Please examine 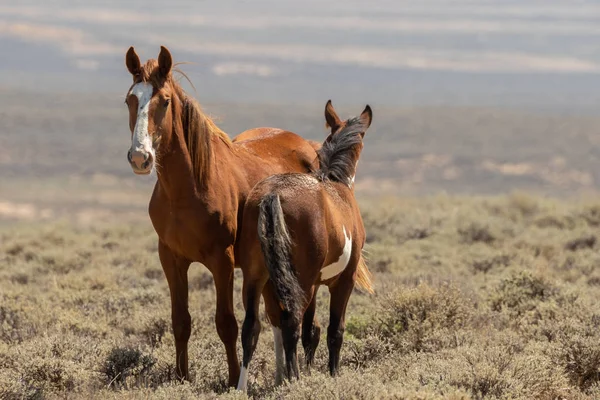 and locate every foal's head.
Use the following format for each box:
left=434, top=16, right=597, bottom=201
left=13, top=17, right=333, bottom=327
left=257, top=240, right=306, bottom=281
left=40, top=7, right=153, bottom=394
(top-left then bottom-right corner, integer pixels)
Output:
left=317, top=105, right=372, bottom=187
left=324, top=100, right=372, bottom=139
left=124, top=46, right=180, bottom=175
